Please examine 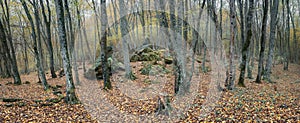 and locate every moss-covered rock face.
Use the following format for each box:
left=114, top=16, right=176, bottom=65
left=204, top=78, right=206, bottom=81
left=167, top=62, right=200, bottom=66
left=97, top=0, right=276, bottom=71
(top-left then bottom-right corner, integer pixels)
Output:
left=140, top=63, right=170, bottom=76
left=84, top=55, right=125, bottom=80
left=130, top=45, right=164, bottom=62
